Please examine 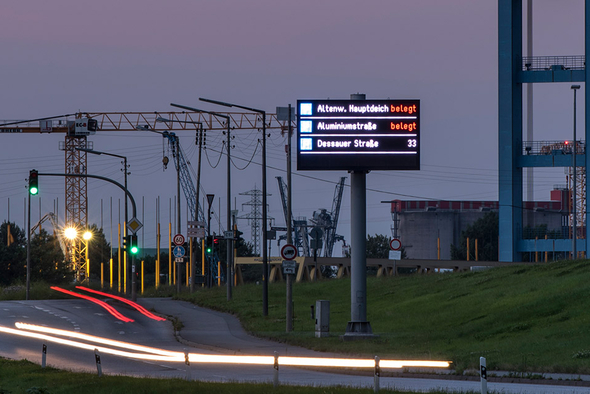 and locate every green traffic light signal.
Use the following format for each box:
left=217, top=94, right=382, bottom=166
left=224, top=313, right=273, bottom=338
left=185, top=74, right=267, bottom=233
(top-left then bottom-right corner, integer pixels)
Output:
left=129, top=235, right=139, bottom=255
left=29, top=170, right=39, bottom=195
